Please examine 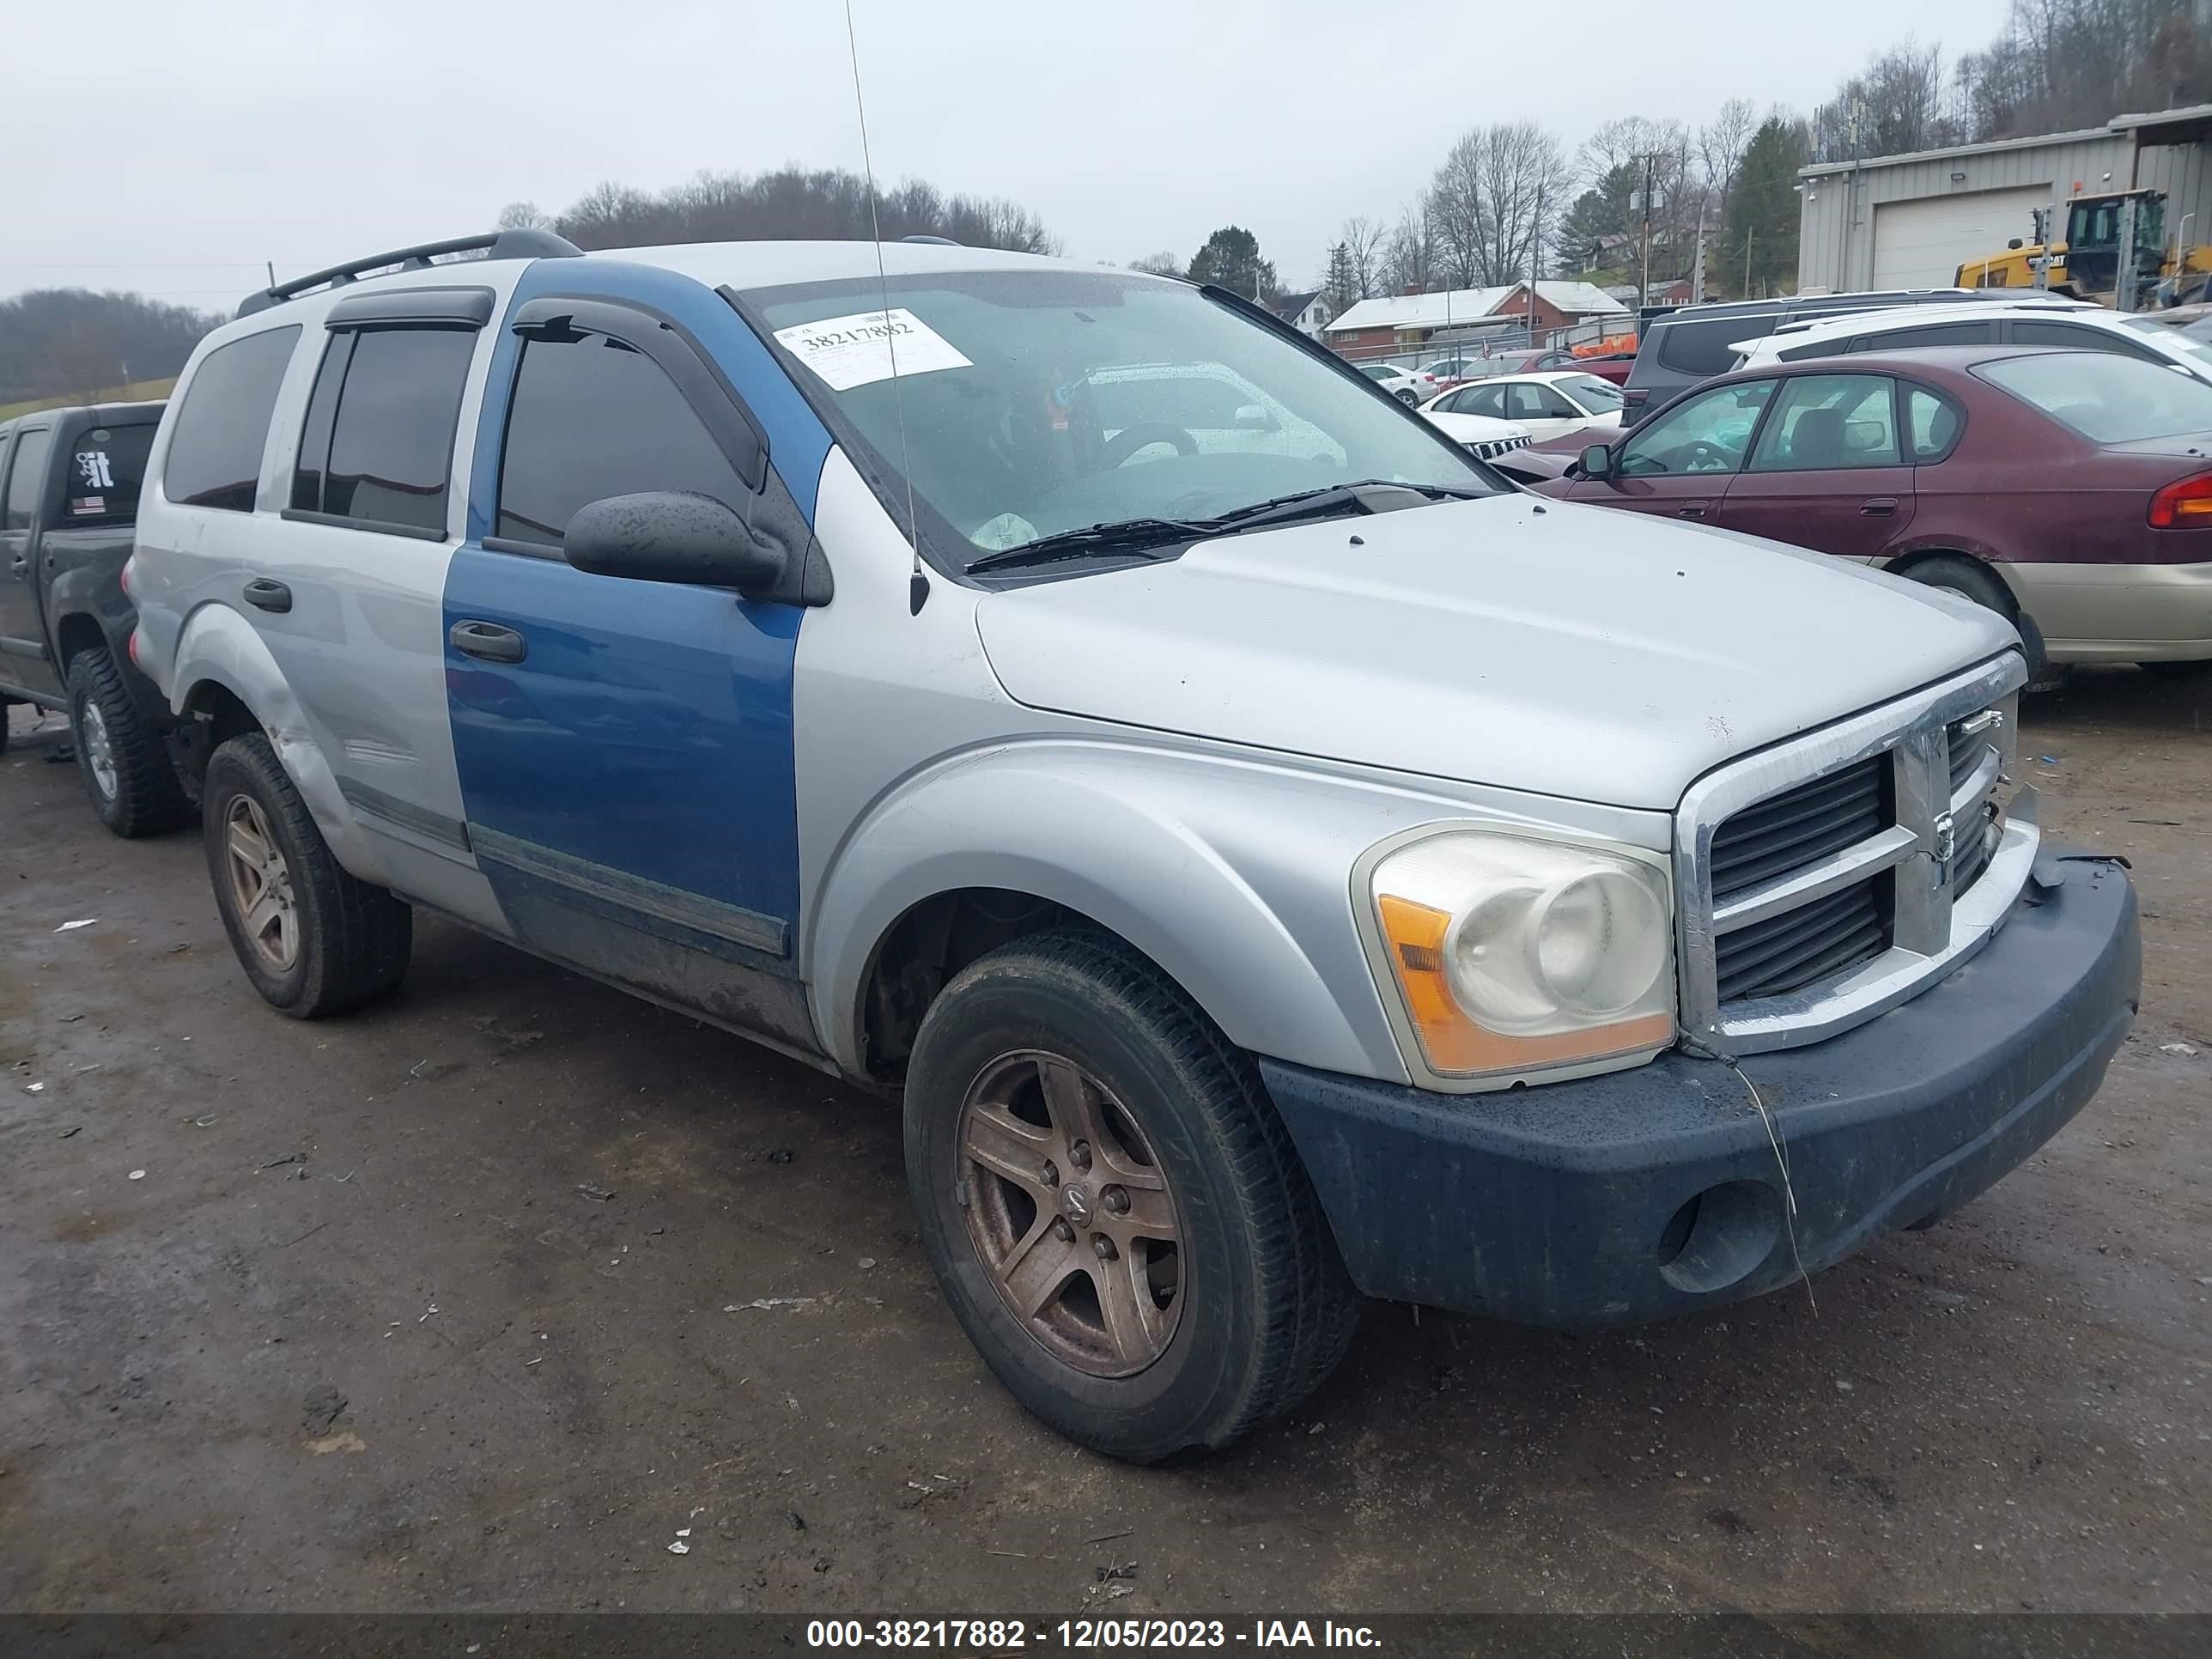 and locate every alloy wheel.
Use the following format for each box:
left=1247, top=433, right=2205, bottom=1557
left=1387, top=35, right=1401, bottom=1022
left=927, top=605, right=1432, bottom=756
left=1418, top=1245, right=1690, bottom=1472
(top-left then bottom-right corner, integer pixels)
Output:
left=957, top=1049, right=1184, bottom=1376
left=224, top=794, right=299, bottom=971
